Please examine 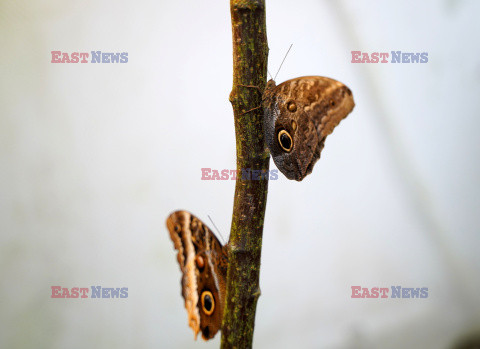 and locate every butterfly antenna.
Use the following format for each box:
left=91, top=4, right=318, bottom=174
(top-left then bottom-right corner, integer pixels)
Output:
left=274, top=44, right=293, bottom=81
left=207, top=215, right=226, bottom=244
left=267, top=68, right=273, bottom=80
